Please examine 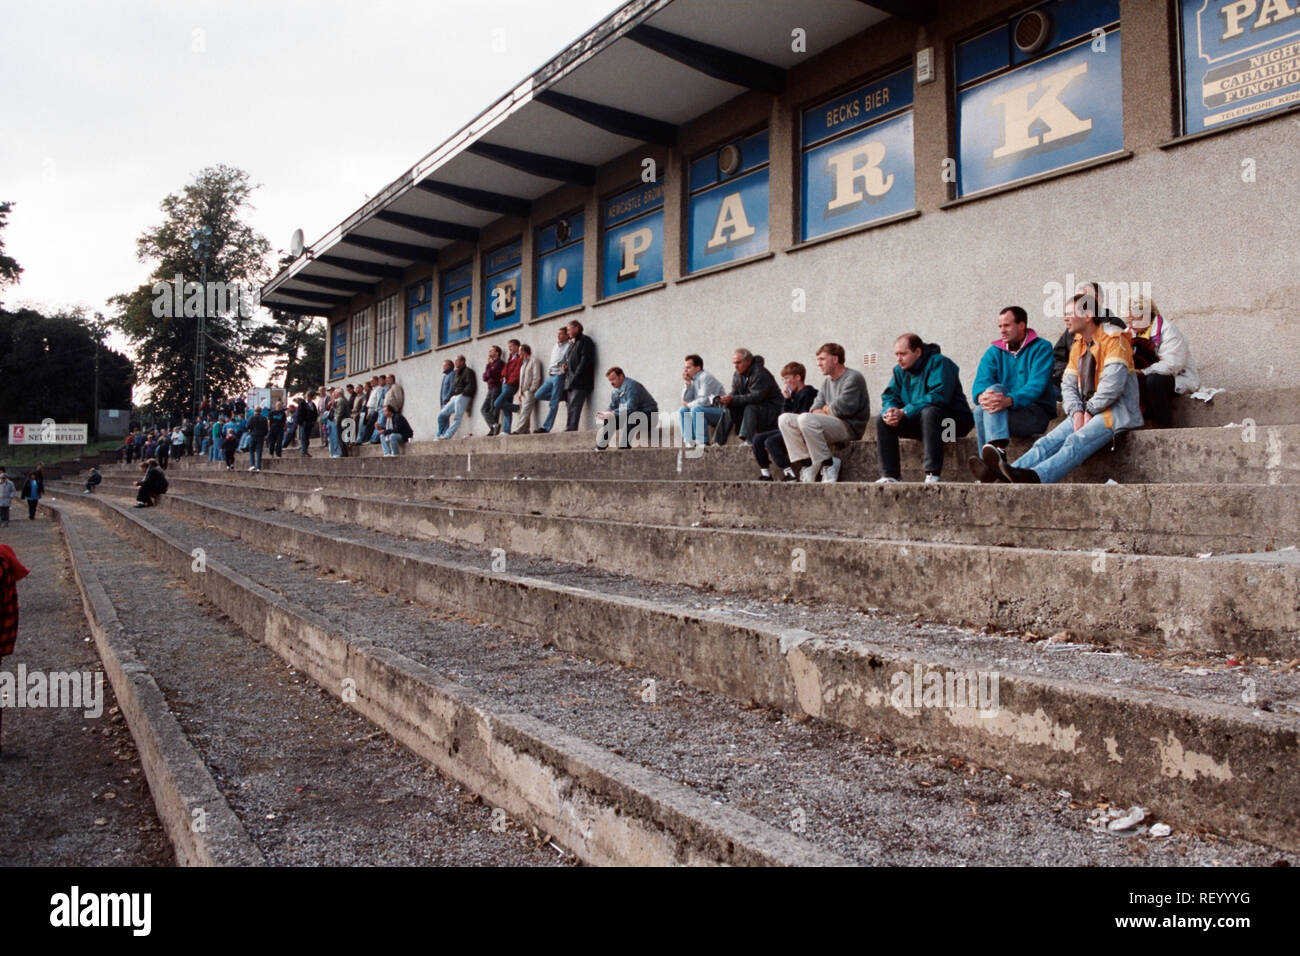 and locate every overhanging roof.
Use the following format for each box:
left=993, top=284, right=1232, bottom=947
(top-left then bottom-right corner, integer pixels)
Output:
left=262, top=0, right=908, bottom=314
